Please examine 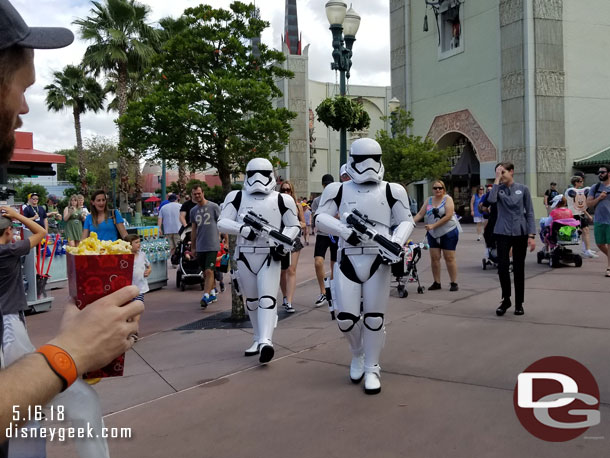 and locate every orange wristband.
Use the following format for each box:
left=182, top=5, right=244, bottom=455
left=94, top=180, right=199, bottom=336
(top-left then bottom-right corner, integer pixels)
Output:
left=36, top=344, right=78, bottom=392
